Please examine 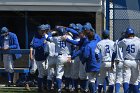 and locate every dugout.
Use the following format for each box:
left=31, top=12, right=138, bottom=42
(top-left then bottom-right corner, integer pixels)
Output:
left=0, top=0, right=102, bottom=68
